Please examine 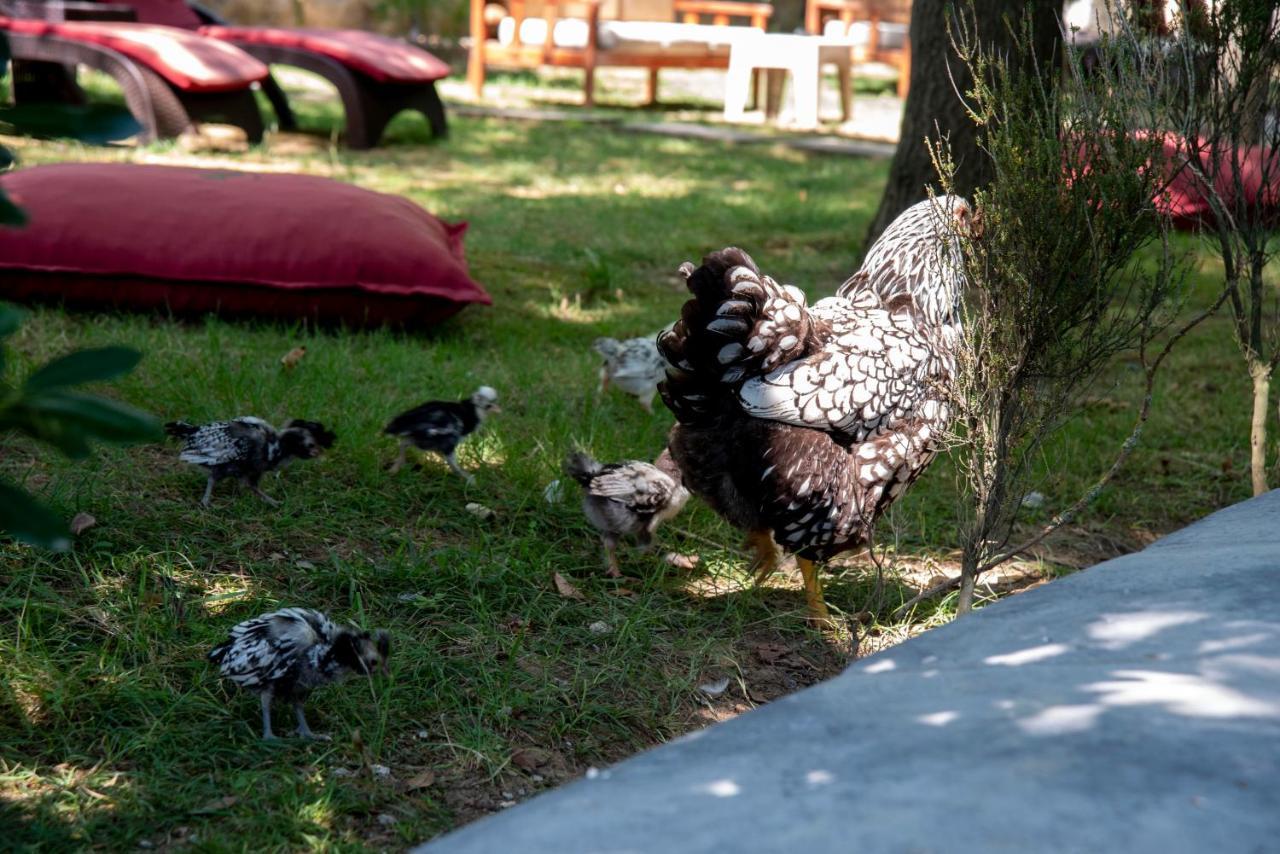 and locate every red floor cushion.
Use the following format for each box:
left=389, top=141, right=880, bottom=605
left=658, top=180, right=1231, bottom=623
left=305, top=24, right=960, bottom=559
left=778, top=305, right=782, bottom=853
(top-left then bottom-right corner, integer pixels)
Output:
left=1155, top=135, right=1279, bottom=231
left=200, top=26, right=451, bottom=83
left=0, top=18, right=268, bottom=92
left=0, top=163, right=490, bottom=328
